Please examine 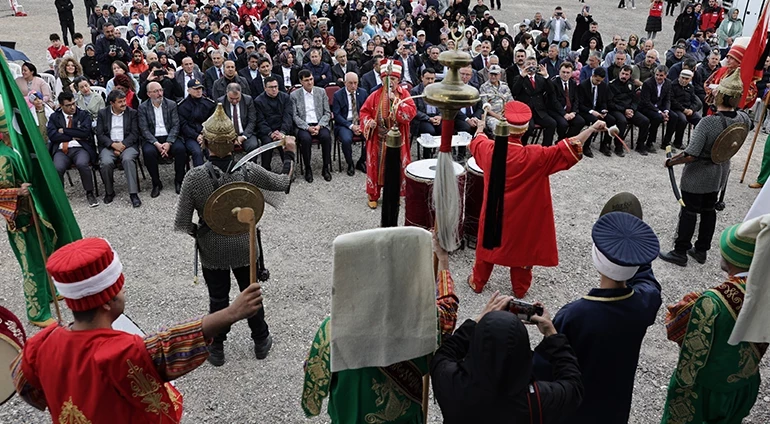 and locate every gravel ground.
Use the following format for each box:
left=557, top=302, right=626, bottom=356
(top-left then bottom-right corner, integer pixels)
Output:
left=1, top=1, right=769, bottom=423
